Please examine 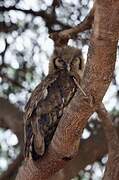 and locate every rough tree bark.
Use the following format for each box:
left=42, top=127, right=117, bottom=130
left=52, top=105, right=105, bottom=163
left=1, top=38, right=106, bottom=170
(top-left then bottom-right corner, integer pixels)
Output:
left=15, top=0, right=119, bottom=179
